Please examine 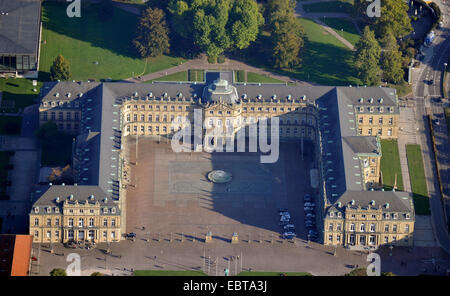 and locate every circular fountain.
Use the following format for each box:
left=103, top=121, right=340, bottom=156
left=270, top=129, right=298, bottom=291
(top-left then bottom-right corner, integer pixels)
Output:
left=207, top=170, right=232, bottom=184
